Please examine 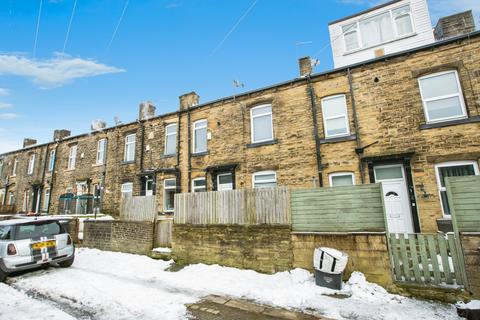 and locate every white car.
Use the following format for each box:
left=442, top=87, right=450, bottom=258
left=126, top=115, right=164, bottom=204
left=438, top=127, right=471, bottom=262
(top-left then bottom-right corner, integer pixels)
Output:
left=0, top=218, right=75, bottom=282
